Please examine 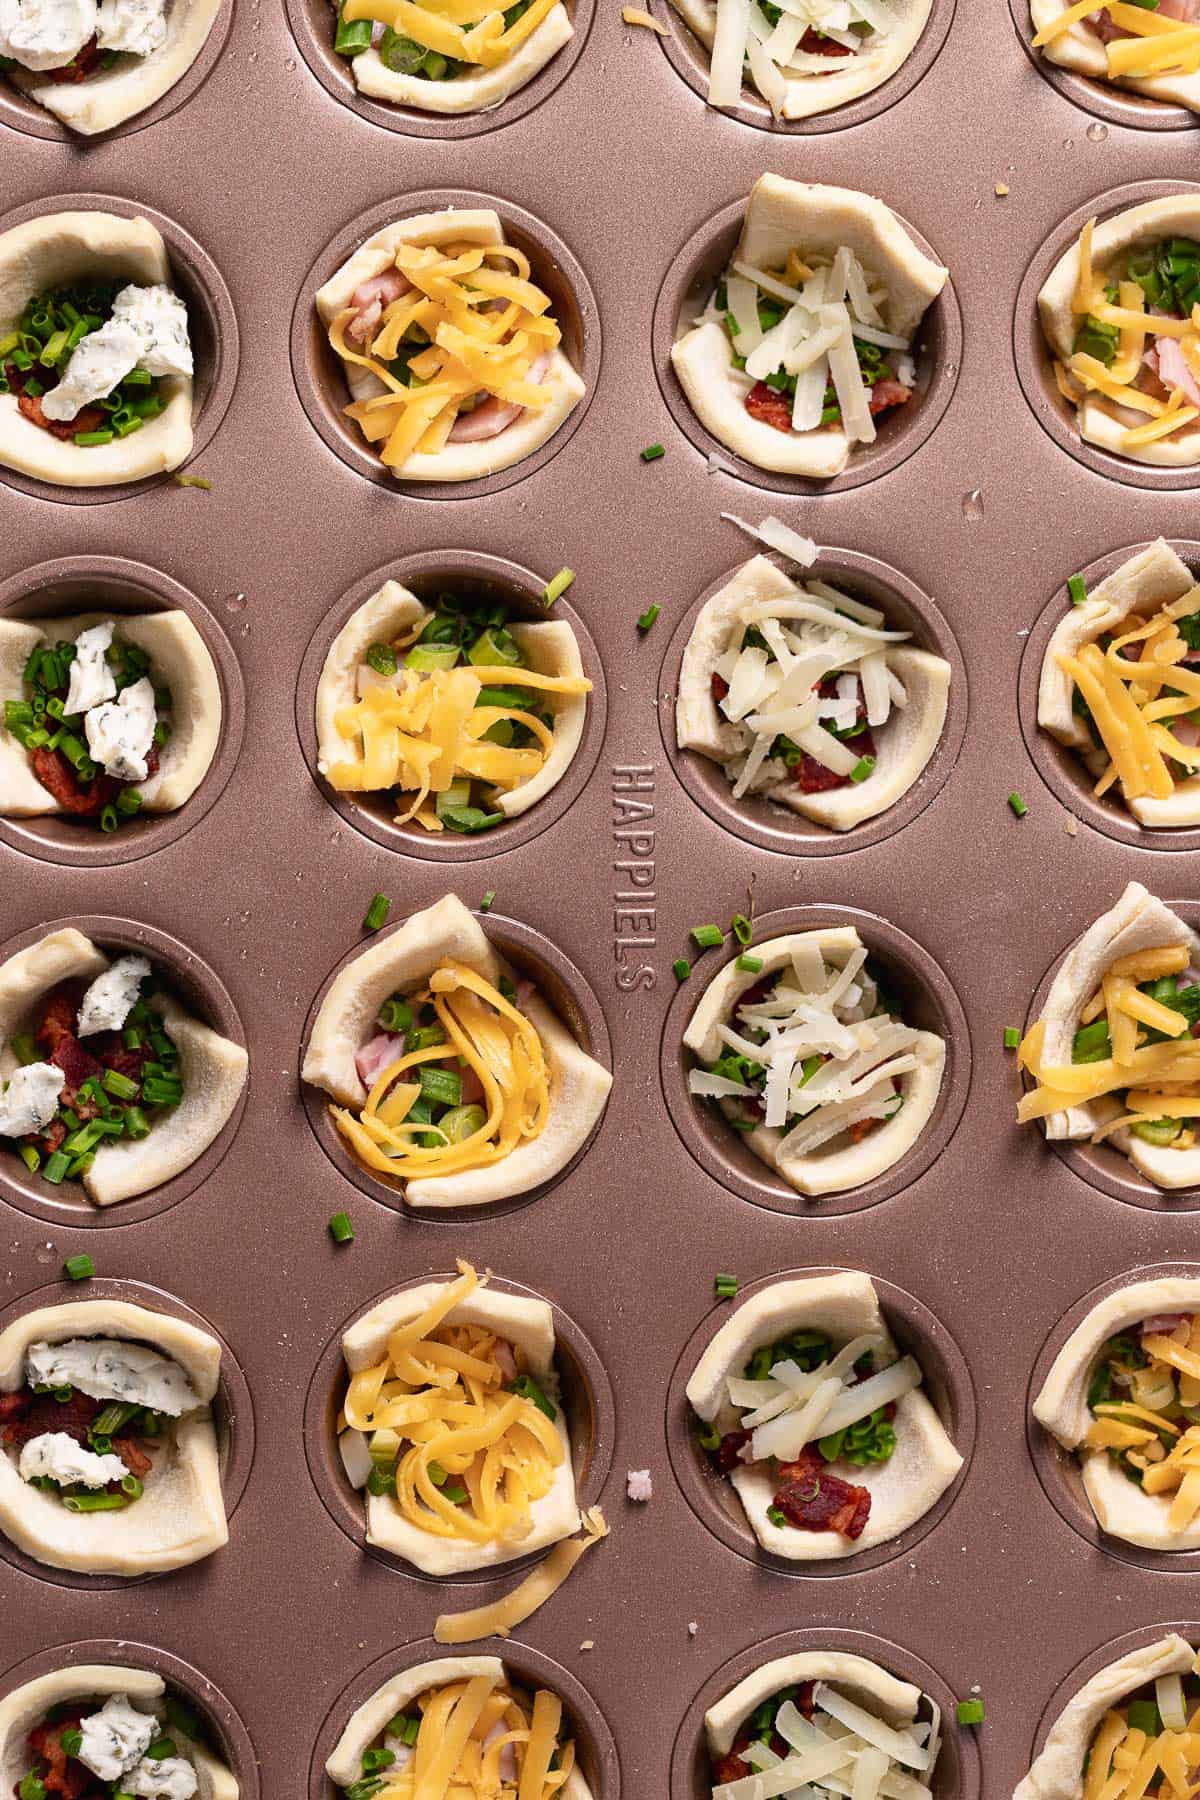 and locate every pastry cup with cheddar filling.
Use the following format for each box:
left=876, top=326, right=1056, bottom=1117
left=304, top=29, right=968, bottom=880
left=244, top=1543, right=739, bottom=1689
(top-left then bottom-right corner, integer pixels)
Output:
left=672, top=0, right=933, bottom=123
left=1039, top=199, right=1200, bottom=468
left=1034, top=1276, right=1200, bottom=1554
left=0, top=927, right=247, bottom=1205
left=326, top=1655, right=593, bottom=1799
left=671, top=175, right=947, bottom=481
left=0, top=608, right=220, bottom=827
left=314, top=208, right=585, bottom=484
left=336, top=1261, right=579, bottom=1575
left=705, top=1652, right=943, bottom=1798
left=328, top=0, right=572, bottom=115
left=688, top=1272, right=962, bottom=1561
left=683, top=927, right=945, bottom=1197
left=0, top=1297, right=226, bottom=1576
left=676, top=553, right=950, bottom=831
left=1029, top=2, right=1200, bottom=117
left=315, top=579, right=590, bottom=834
left=1039, top=540, right=1200, bottom=830
left=302, top=894, right=611, bottom=1208
left=0, top=1669, right=236, bottom=1800
left=1018, top=881, right=1200, bottom=1189
left=1014, top=1634, right=1199, bottom=1800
